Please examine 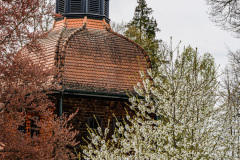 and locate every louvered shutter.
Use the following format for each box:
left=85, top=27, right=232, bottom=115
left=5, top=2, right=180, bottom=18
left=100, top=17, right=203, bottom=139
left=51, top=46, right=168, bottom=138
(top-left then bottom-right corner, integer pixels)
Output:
left=70, top=0, right=83, bottom=13
left=89, top=0, right=100, bottom=14
left=104, top=0, right=109, bottom=16
left=59, top=0, right=65, bottom=13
